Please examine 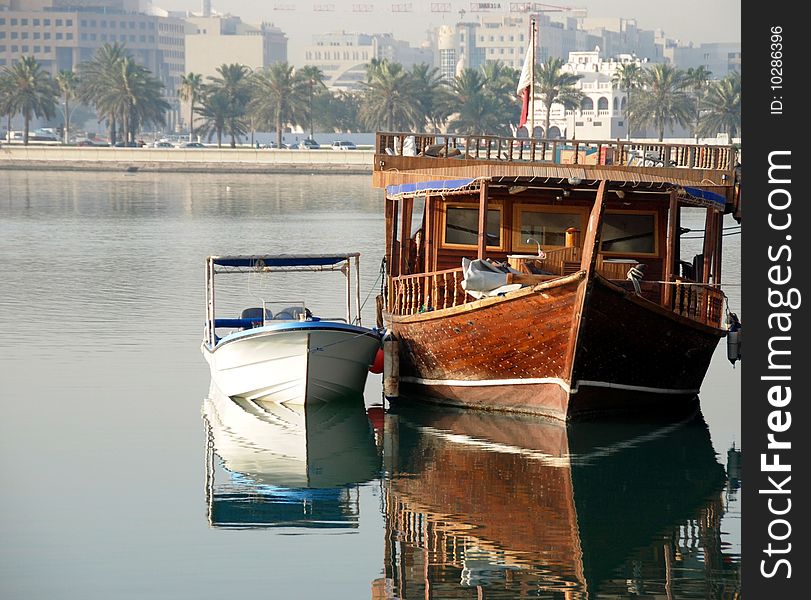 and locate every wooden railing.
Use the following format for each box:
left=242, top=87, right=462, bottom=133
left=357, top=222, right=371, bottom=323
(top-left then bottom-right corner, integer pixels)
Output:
left=388, top=267, right=465, bottom=316
left=377, top=132, right=738, bottom=174
left=388, top=264, right=726, bottom=329
left=672, top=281, right=726, bottom=328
